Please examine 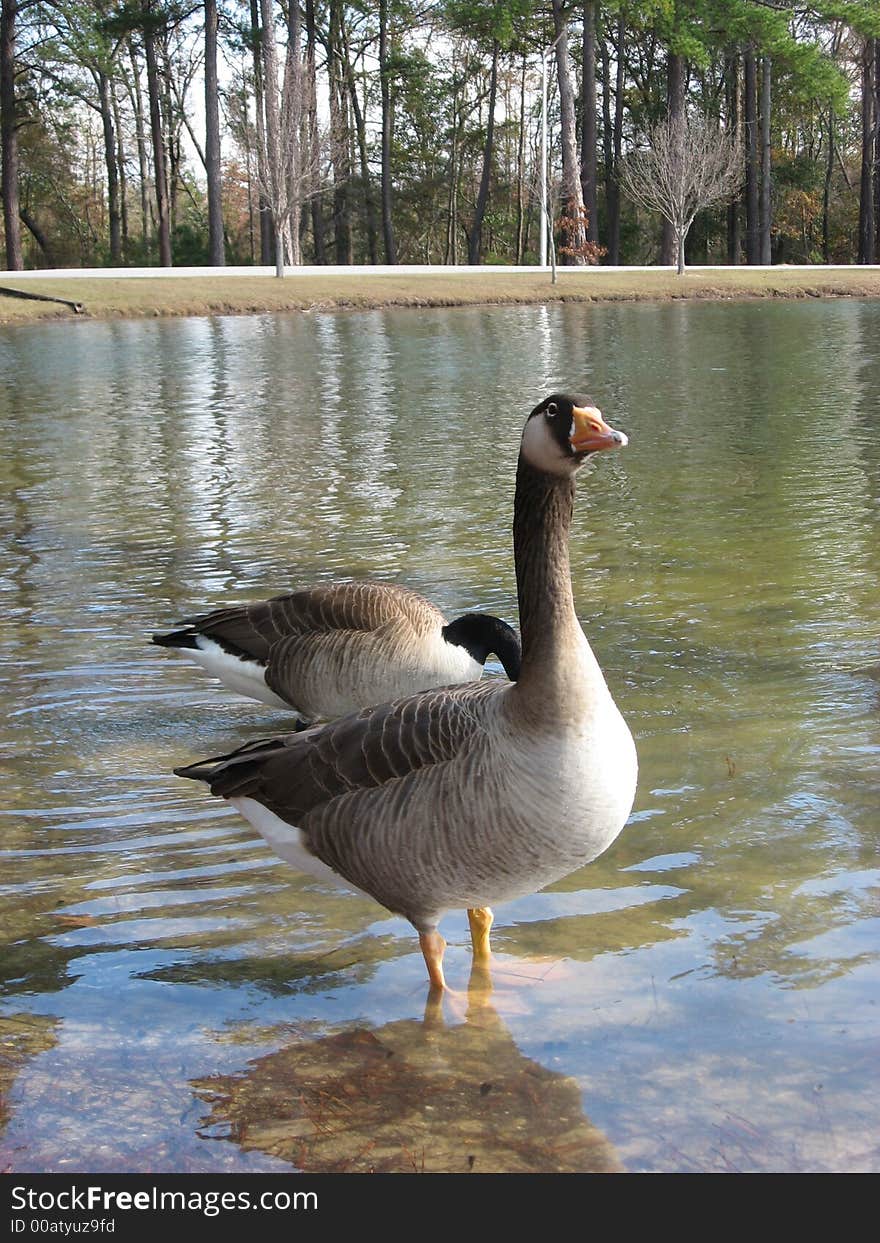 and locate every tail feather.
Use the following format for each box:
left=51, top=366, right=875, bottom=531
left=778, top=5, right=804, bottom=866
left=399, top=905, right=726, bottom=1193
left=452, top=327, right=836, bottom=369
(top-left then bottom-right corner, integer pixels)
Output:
left=152, top=618, right=263, bottom=663
left=152, top=628, right=199, bottom=650
left=173, top=757, right=226, bottom=782
left=174, top=735, right=299, bottom=798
